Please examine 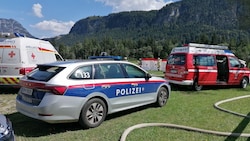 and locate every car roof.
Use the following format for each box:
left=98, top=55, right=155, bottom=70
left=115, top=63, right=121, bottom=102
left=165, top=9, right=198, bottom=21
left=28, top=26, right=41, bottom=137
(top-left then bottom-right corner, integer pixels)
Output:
left=38, top=59, right=133, bottom=67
